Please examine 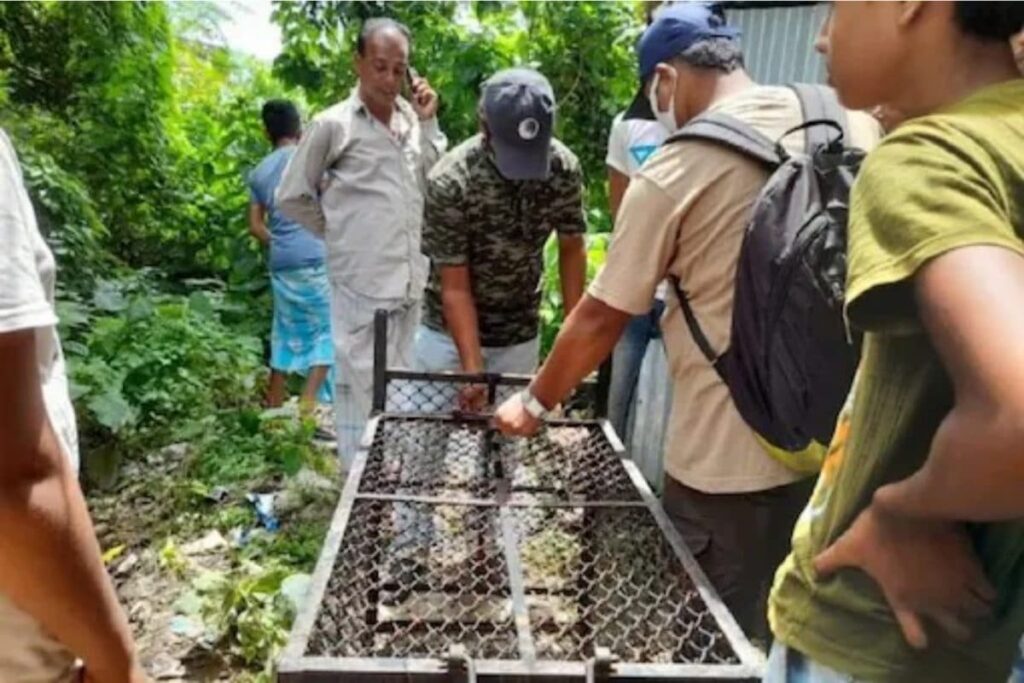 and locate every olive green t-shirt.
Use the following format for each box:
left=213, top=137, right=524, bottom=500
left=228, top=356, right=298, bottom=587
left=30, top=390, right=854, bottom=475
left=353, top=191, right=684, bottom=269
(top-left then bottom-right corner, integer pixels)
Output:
left=769, top=79, right=1024, bottom=683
